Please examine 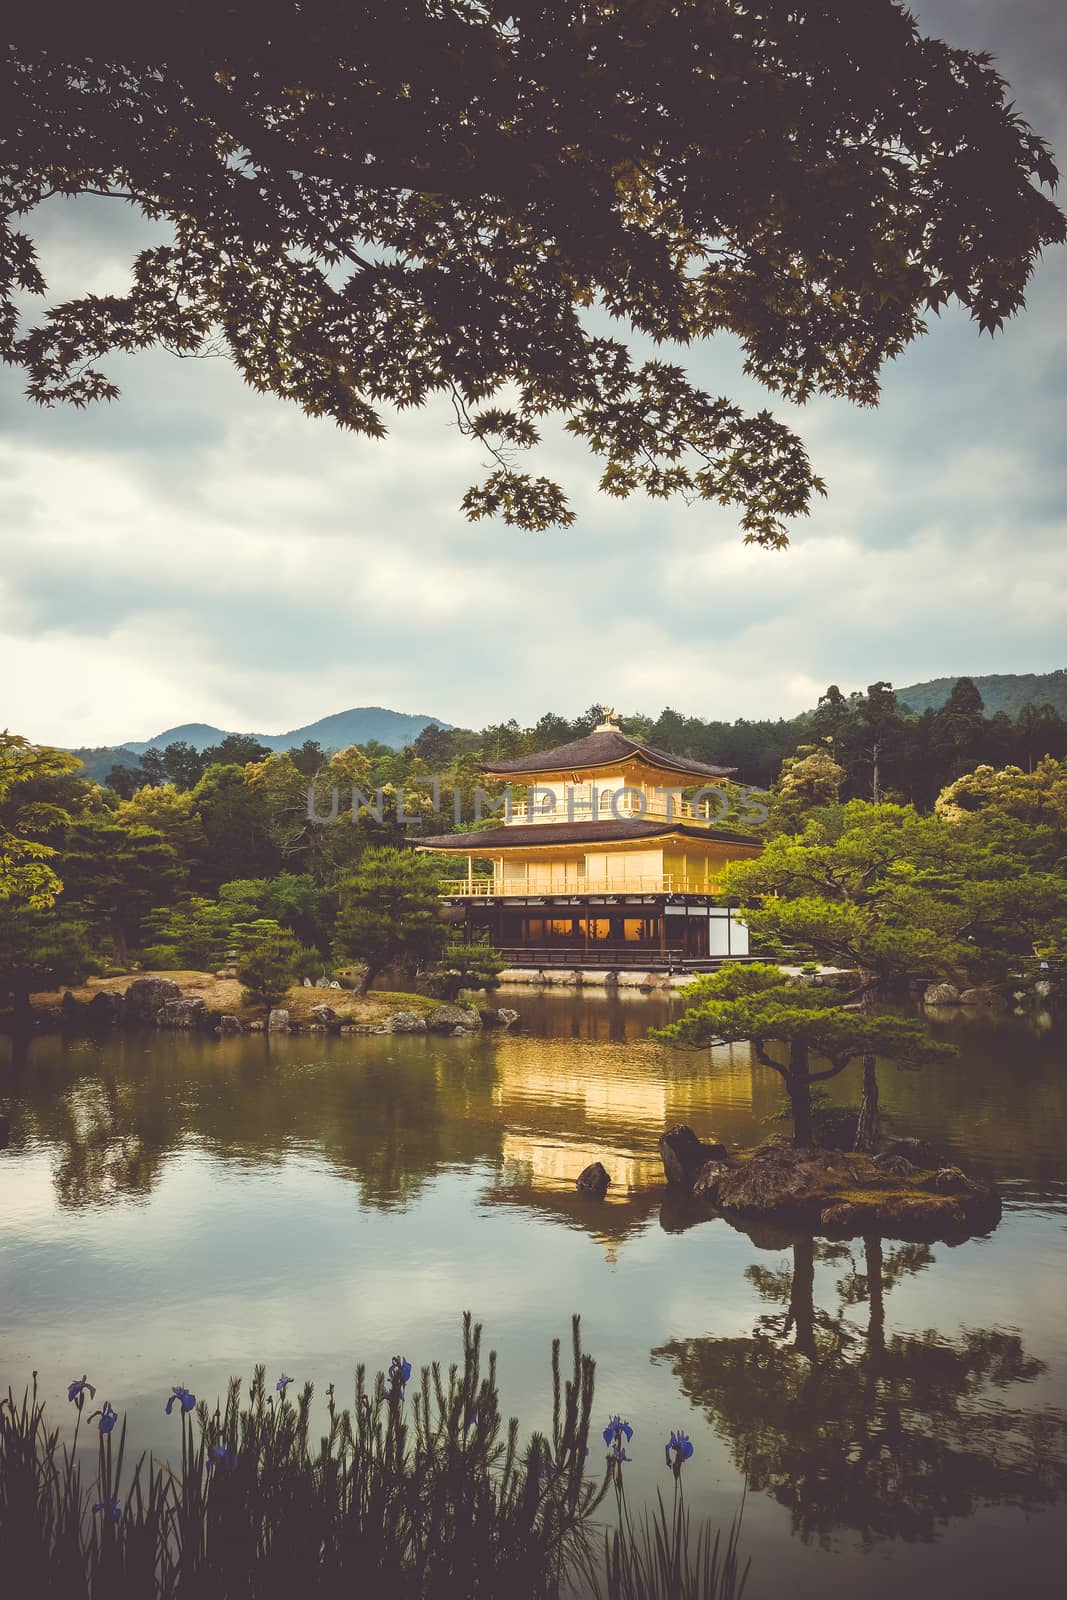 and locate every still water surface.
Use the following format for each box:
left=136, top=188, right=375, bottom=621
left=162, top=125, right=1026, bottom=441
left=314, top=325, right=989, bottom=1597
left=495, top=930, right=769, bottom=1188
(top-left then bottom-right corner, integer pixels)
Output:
left=2, top=992, right=1065, bottom=1597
